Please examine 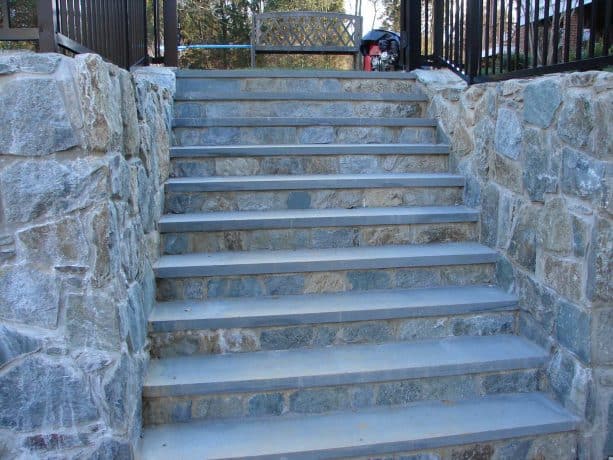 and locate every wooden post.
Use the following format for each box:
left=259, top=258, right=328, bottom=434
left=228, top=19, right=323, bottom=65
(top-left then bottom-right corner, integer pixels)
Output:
left=37, top=0, right=58, bottom=52
left=163, top=0, right=178, bottom=67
